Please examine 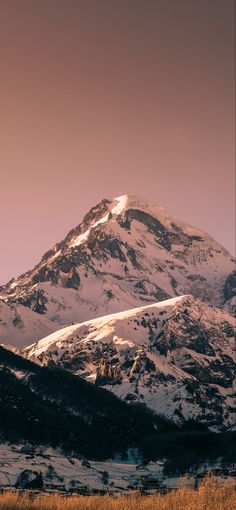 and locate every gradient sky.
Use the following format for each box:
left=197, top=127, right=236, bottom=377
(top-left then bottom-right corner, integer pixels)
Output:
left=0, top=0, right=235, bottom=284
